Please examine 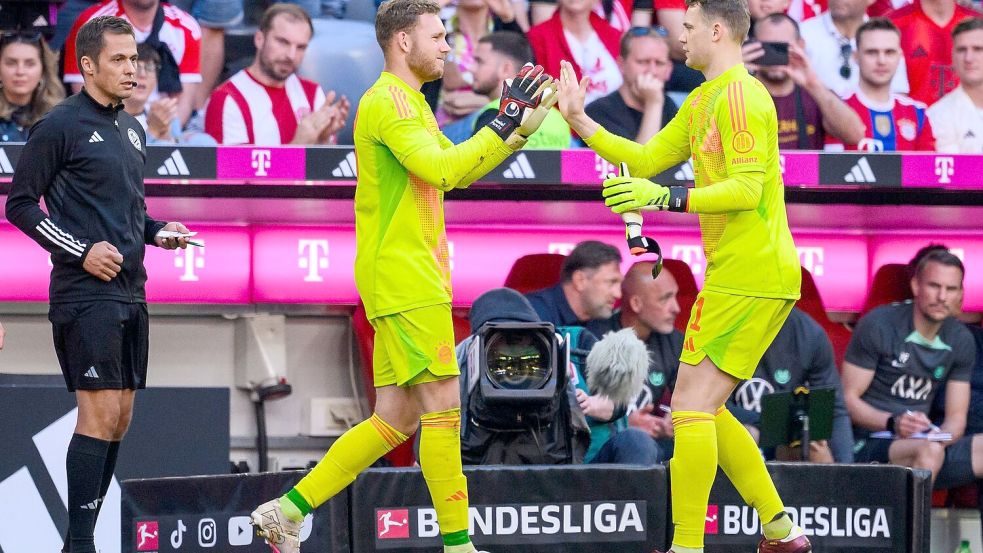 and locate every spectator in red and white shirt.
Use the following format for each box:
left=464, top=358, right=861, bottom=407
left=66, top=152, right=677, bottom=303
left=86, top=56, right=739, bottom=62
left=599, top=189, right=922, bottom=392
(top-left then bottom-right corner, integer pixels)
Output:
left=204, top=3, right=349, bottom=145
left=829, top=17, right=935, bottom=151
left=527, top=0, right=623, bottom=105
left=64, top=0, right=201, bottom=126
left=889, top=0, right=982, bottom=104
